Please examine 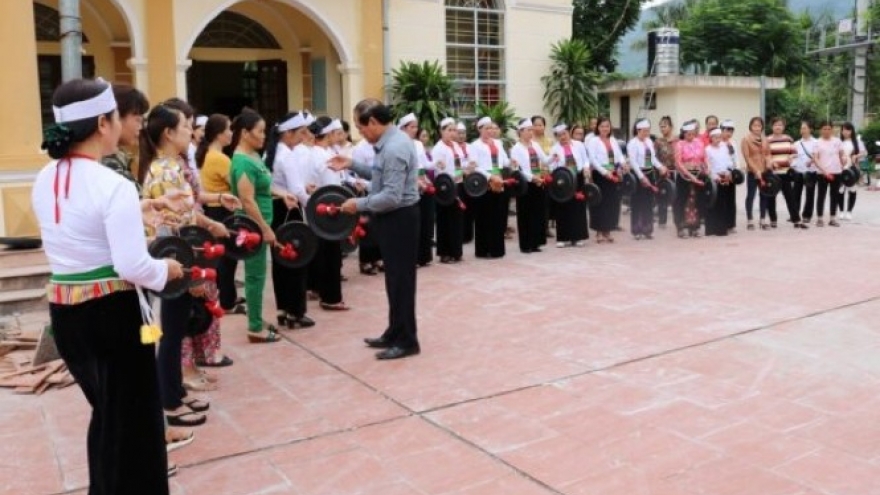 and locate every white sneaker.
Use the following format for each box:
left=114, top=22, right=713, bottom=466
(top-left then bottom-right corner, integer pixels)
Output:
left=556, top=242, right=567, bottom=248
left=575, top=241, right=586, bottom=247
